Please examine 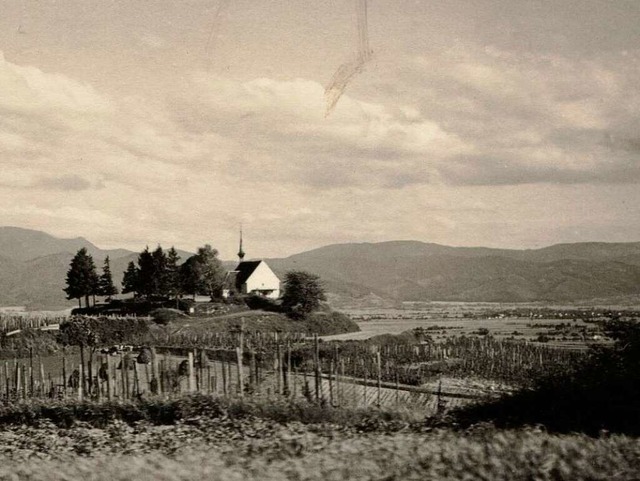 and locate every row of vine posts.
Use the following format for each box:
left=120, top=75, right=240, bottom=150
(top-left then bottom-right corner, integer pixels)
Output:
left=0, top=323, right=583, bottom=411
